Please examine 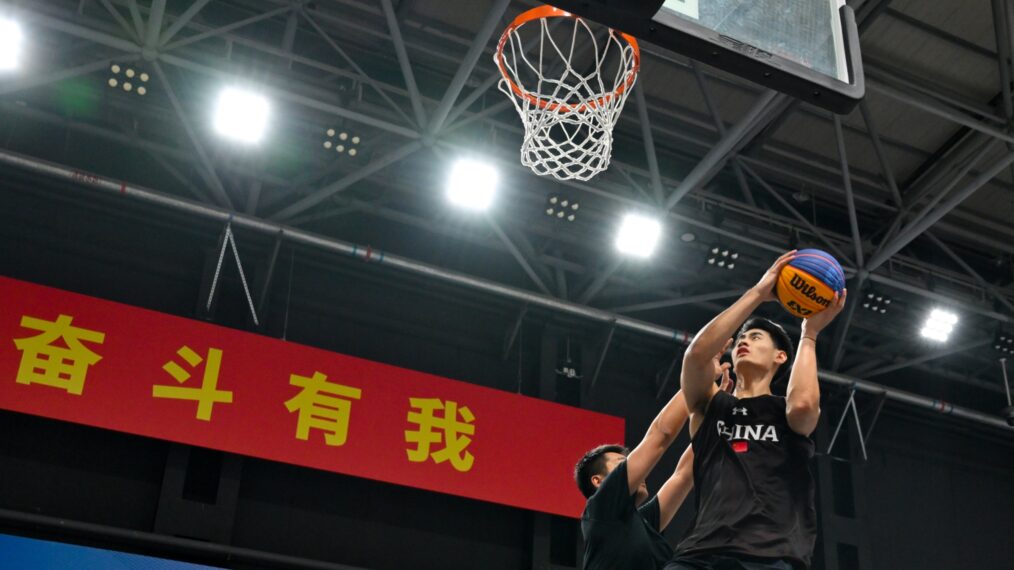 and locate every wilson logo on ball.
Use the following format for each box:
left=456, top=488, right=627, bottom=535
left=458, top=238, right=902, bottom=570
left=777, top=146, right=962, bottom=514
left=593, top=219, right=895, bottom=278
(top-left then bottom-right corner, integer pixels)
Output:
left=776, top=249, right=845, bottom=319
